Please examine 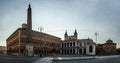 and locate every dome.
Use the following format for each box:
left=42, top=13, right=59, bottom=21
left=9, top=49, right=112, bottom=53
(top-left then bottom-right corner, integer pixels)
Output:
left=106, top=39, right=113, bottom=43
left=22, top=23, right=27, bottom=28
